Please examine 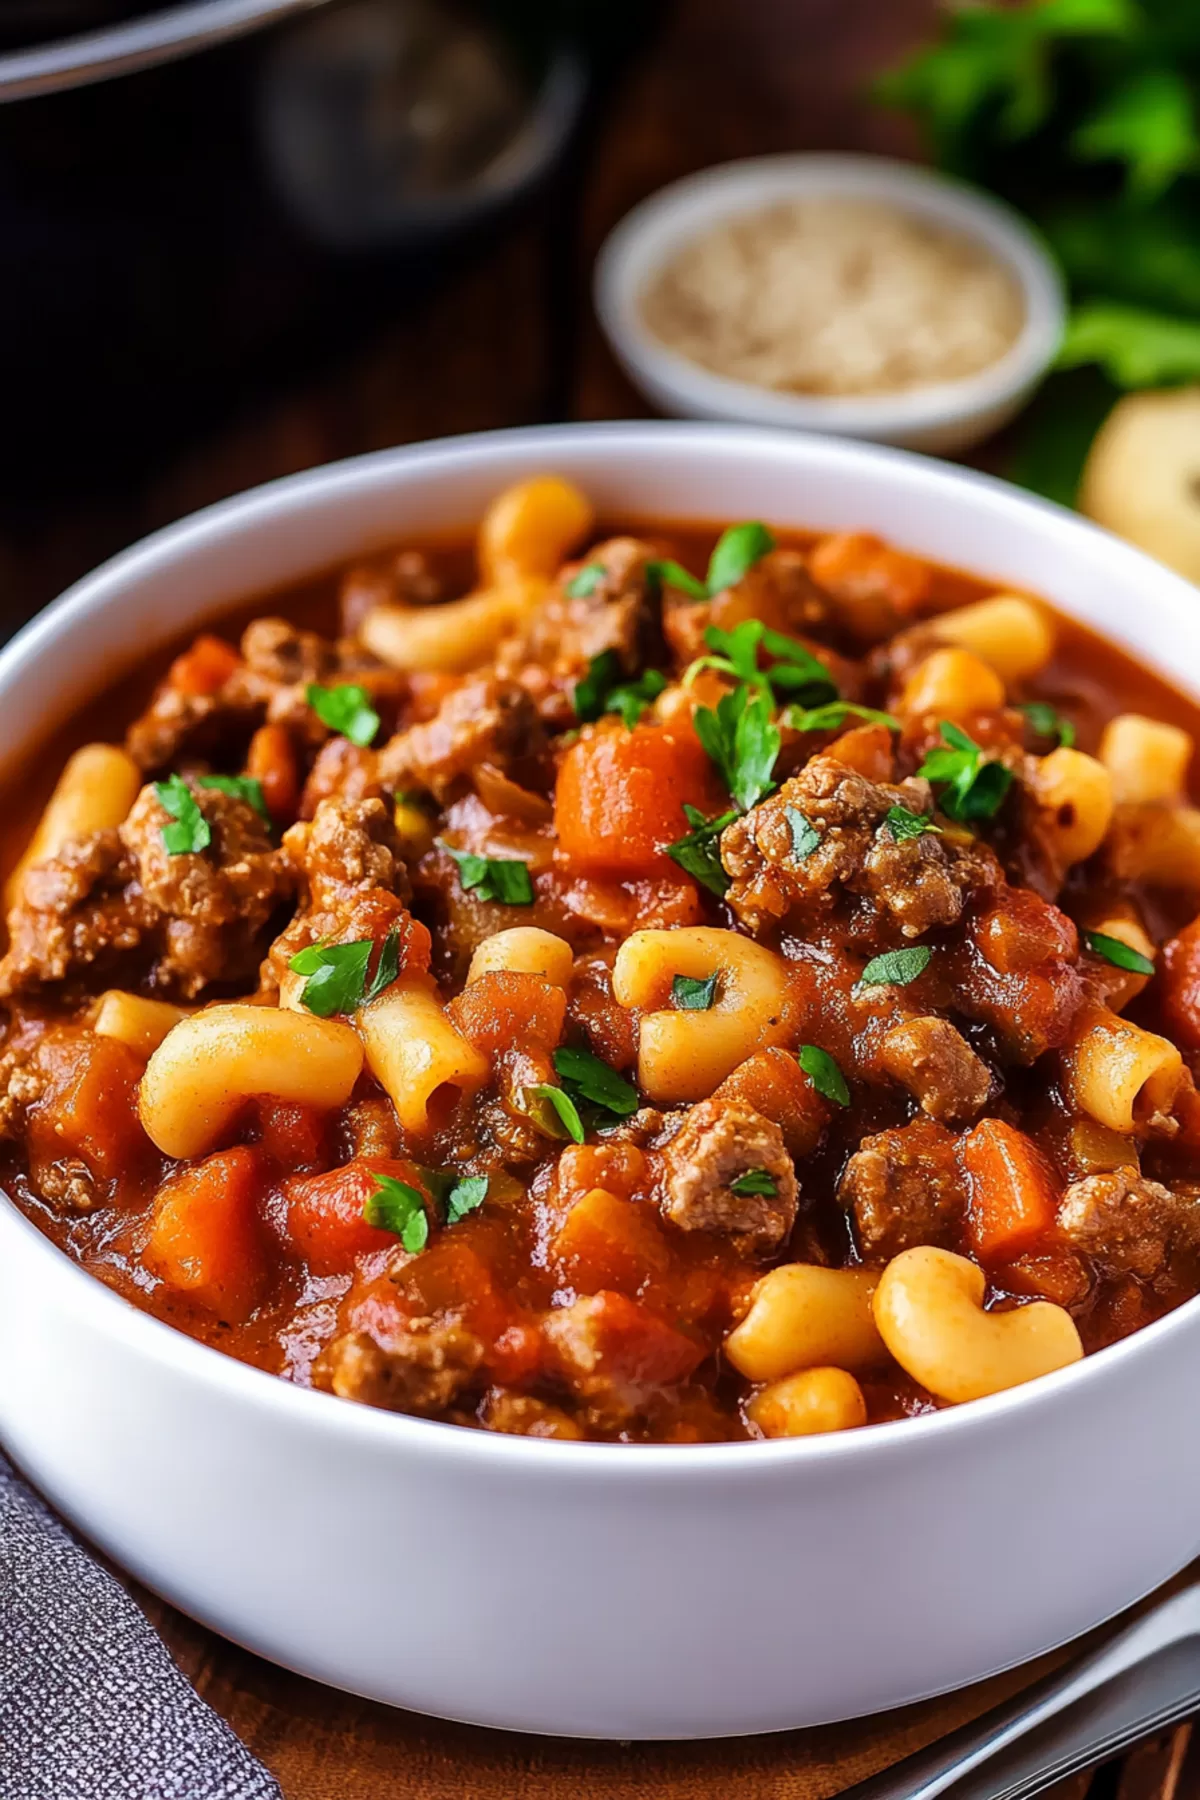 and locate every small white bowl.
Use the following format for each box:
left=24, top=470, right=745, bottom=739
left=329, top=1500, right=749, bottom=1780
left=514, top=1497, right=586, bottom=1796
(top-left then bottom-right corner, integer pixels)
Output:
left=595, top=154, right=1066, bottom=455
